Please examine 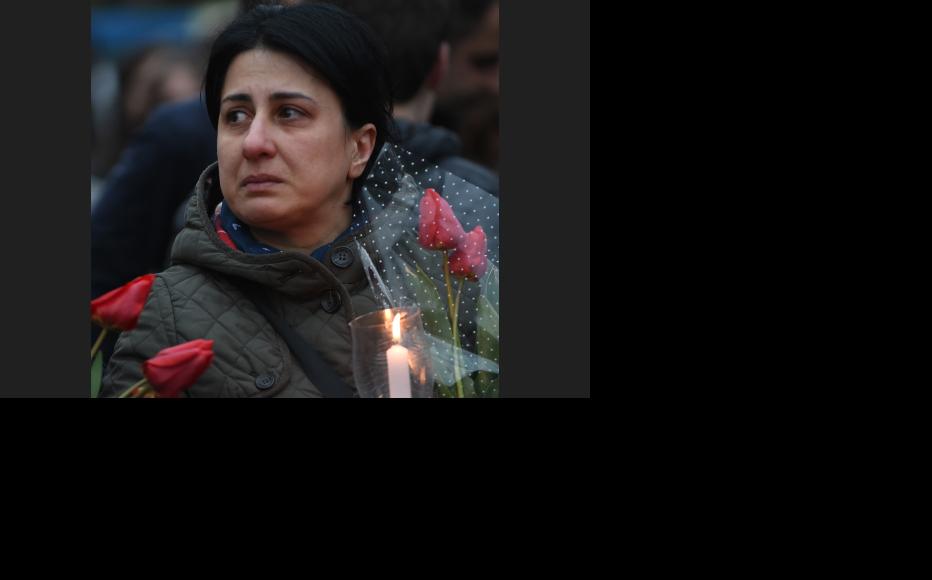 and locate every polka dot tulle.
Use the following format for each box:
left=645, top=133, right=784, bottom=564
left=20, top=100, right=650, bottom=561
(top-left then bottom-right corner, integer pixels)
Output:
left=352, top=144, right=499, bottom=394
